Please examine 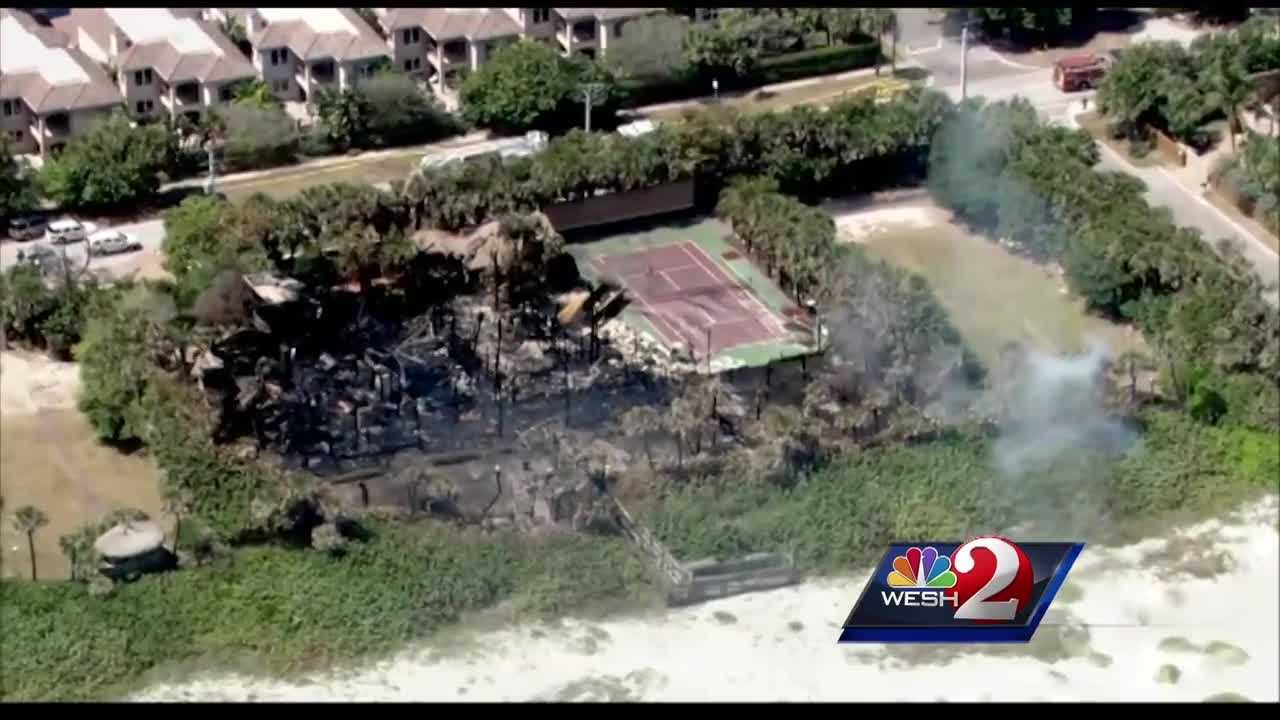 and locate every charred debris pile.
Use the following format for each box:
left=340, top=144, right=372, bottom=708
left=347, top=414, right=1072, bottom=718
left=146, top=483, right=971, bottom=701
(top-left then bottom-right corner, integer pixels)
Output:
left=192, top=265, right=676, bottom=481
